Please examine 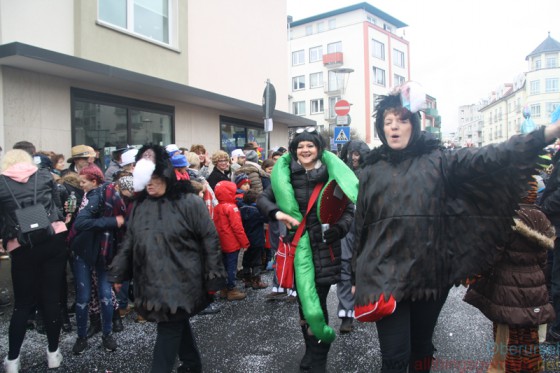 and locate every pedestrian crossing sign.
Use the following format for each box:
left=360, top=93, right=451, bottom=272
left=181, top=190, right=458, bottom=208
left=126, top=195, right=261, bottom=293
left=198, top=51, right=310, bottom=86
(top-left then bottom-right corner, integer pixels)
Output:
left=334, top=126, right=350, bottom=144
